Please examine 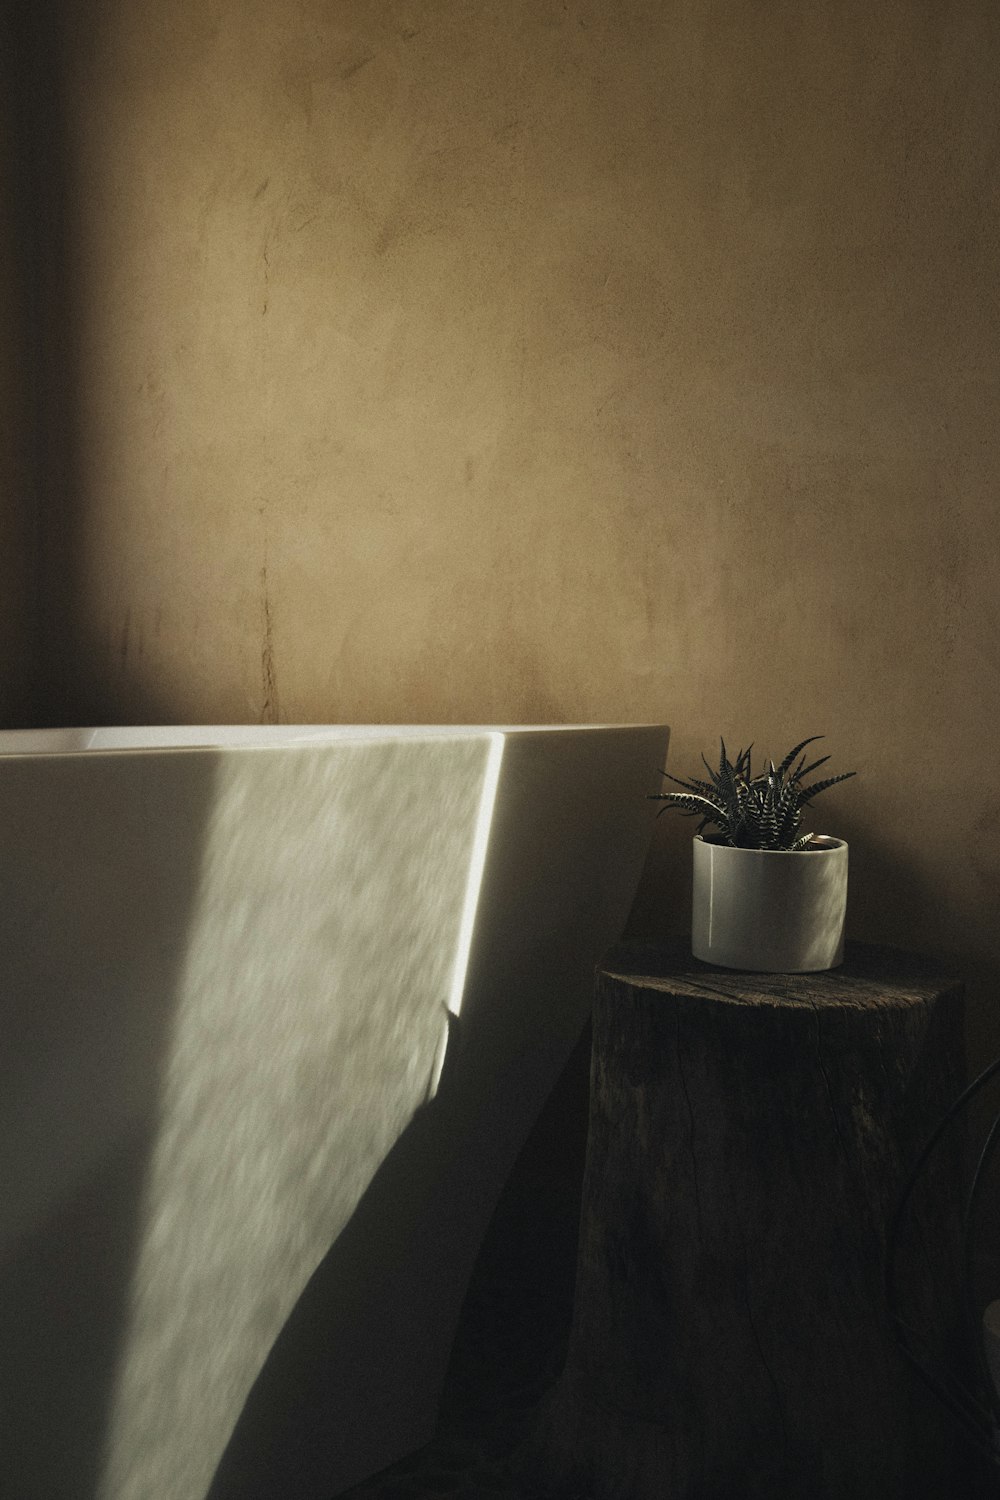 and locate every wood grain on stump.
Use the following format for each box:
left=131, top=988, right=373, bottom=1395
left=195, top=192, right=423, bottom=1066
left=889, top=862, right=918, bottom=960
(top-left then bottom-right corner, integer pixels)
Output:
left=533, top=939, right=983, bottom=1500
